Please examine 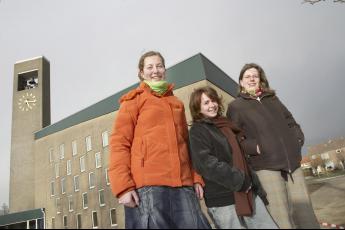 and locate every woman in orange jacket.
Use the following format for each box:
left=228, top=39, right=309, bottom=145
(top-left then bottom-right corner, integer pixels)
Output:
left=109, top=51, right=210, bottom=229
